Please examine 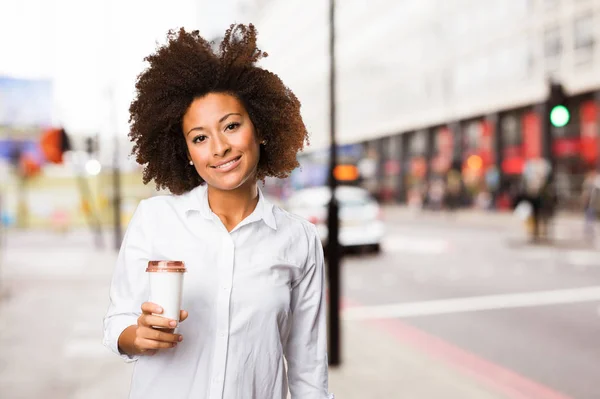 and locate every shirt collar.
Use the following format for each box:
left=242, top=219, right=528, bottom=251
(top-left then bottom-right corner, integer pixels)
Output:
left=183, top=184, right=277, bottom=230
